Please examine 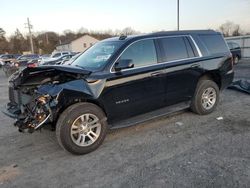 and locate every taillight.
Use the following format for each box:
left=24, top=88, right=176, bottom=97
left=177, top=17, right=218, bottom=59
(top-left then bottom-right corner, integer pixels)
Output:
left=28, top=63, right=37, bottom=68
